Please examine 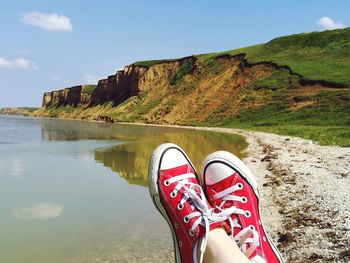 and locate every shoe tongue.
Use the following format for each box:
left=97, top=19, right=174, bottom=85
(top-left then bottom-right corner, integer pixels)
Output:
left=206, top=175, right=235, bottom=207
left=206, top=174, right=236, bottom=199
left=190, top=184, right=203, bottom=198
